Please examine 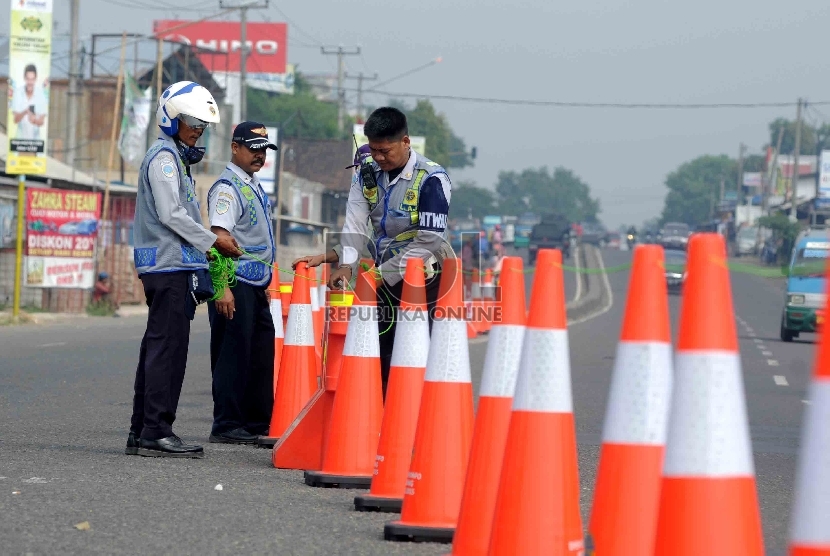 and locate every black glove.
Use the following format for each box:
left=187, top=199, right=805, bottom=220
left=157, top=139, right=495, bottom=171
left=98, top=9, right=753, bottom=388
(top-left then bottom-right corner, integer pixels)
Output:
left=185, top=268, right=215, bottom=321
